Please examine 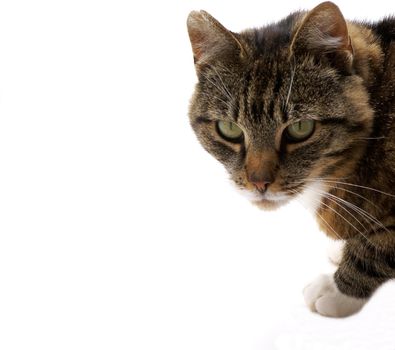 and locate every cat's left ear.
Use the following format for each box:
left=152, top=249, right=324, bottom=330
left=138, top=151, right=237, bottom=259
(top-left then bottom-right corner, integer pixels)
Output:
left=187, top=11, right=246, bottom=71
left=290, top=1, right=354, bottom=74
